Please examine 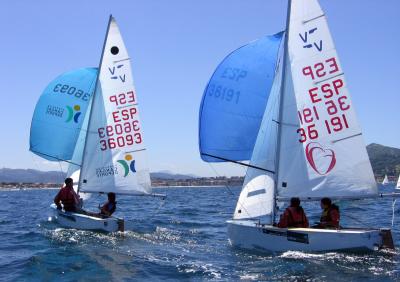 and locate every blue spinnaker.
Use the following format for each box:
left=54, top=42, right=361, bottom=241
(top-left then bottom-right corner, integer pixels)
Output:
left=199, top=32, right=283, bottom=162
left=30, top=68, right=98, bottom=162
